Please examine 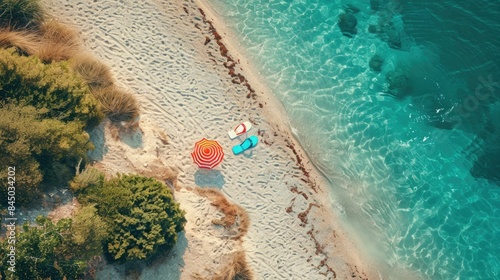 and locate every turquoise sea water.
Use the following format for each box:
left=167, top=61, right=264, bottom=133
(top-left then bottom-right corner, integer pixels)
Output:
left=207, top=0, right=500, bottom=279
